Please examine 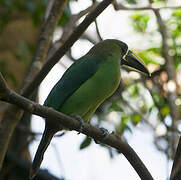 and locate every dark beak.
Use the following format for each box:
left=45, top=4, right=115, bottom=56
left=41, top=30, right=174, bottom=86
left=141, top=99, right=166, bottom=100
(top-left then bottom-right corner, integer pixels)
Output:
left=121, top=50, right=151, bottom=77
